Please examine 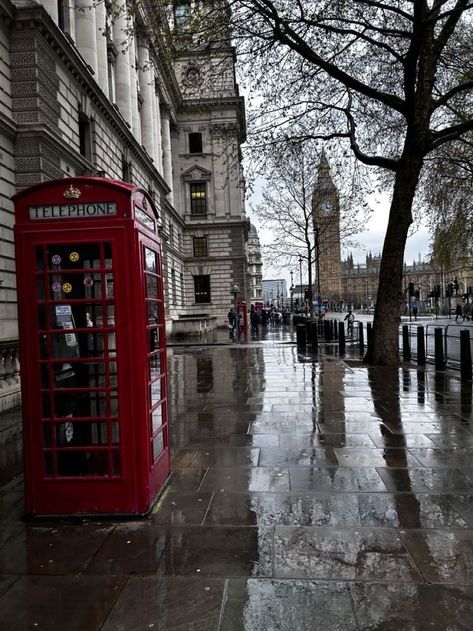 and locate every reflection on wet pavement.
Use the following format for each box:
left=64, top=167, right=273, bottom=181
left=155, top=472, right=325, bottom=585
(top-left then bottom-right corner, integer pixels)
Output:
left=2, top=326, right=473, bottom=628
